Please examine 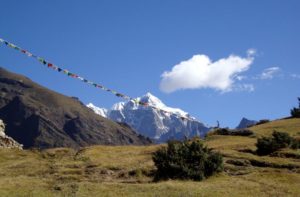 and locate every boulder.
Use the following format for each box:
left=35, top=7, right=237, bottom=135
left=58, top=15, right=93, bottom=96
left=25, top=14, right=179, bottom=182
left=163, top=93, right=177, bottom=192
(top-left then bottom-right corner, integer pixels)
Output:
left=0, top=119, right=23, bottom=149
